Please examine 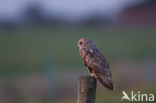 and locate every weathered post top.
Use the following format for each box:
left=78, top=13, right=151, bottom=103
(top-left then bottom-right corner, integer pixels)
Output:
left=77, top=76, right=97, bottom=103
